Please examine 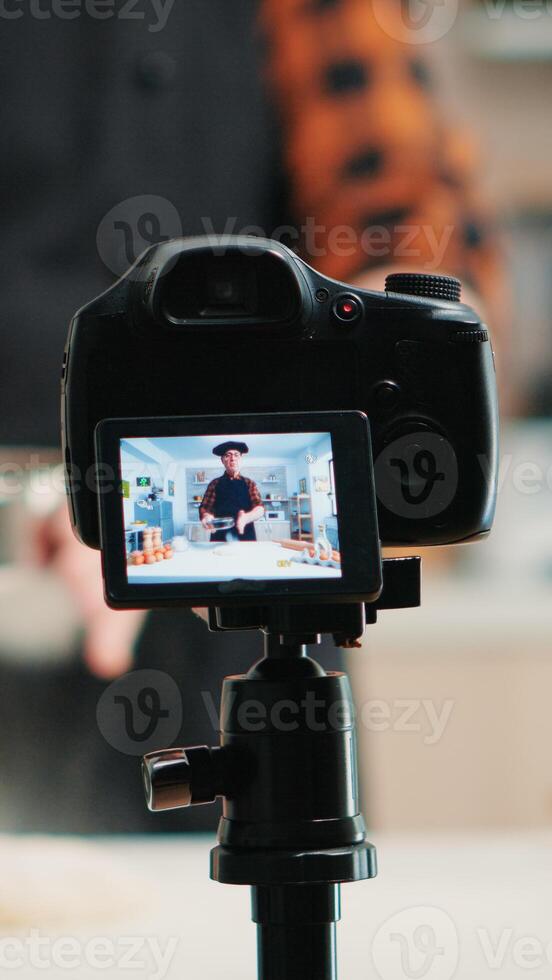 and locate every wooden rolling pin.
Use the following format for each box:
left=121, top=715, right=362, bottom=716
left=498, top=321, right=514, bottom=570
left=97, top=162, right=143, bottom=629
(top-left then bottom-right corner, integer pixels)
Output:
left=276, top=538, right=341, bottom=564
